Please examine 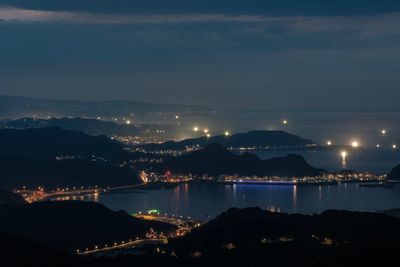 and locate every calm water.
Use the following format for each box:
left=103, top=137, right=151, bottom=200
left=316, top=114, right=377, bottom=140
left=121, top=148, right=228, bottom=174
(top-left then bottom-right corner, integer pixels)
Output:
left=93, top=183, right=400, bottom=220
left=105, top=111, right=400, bottom=218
